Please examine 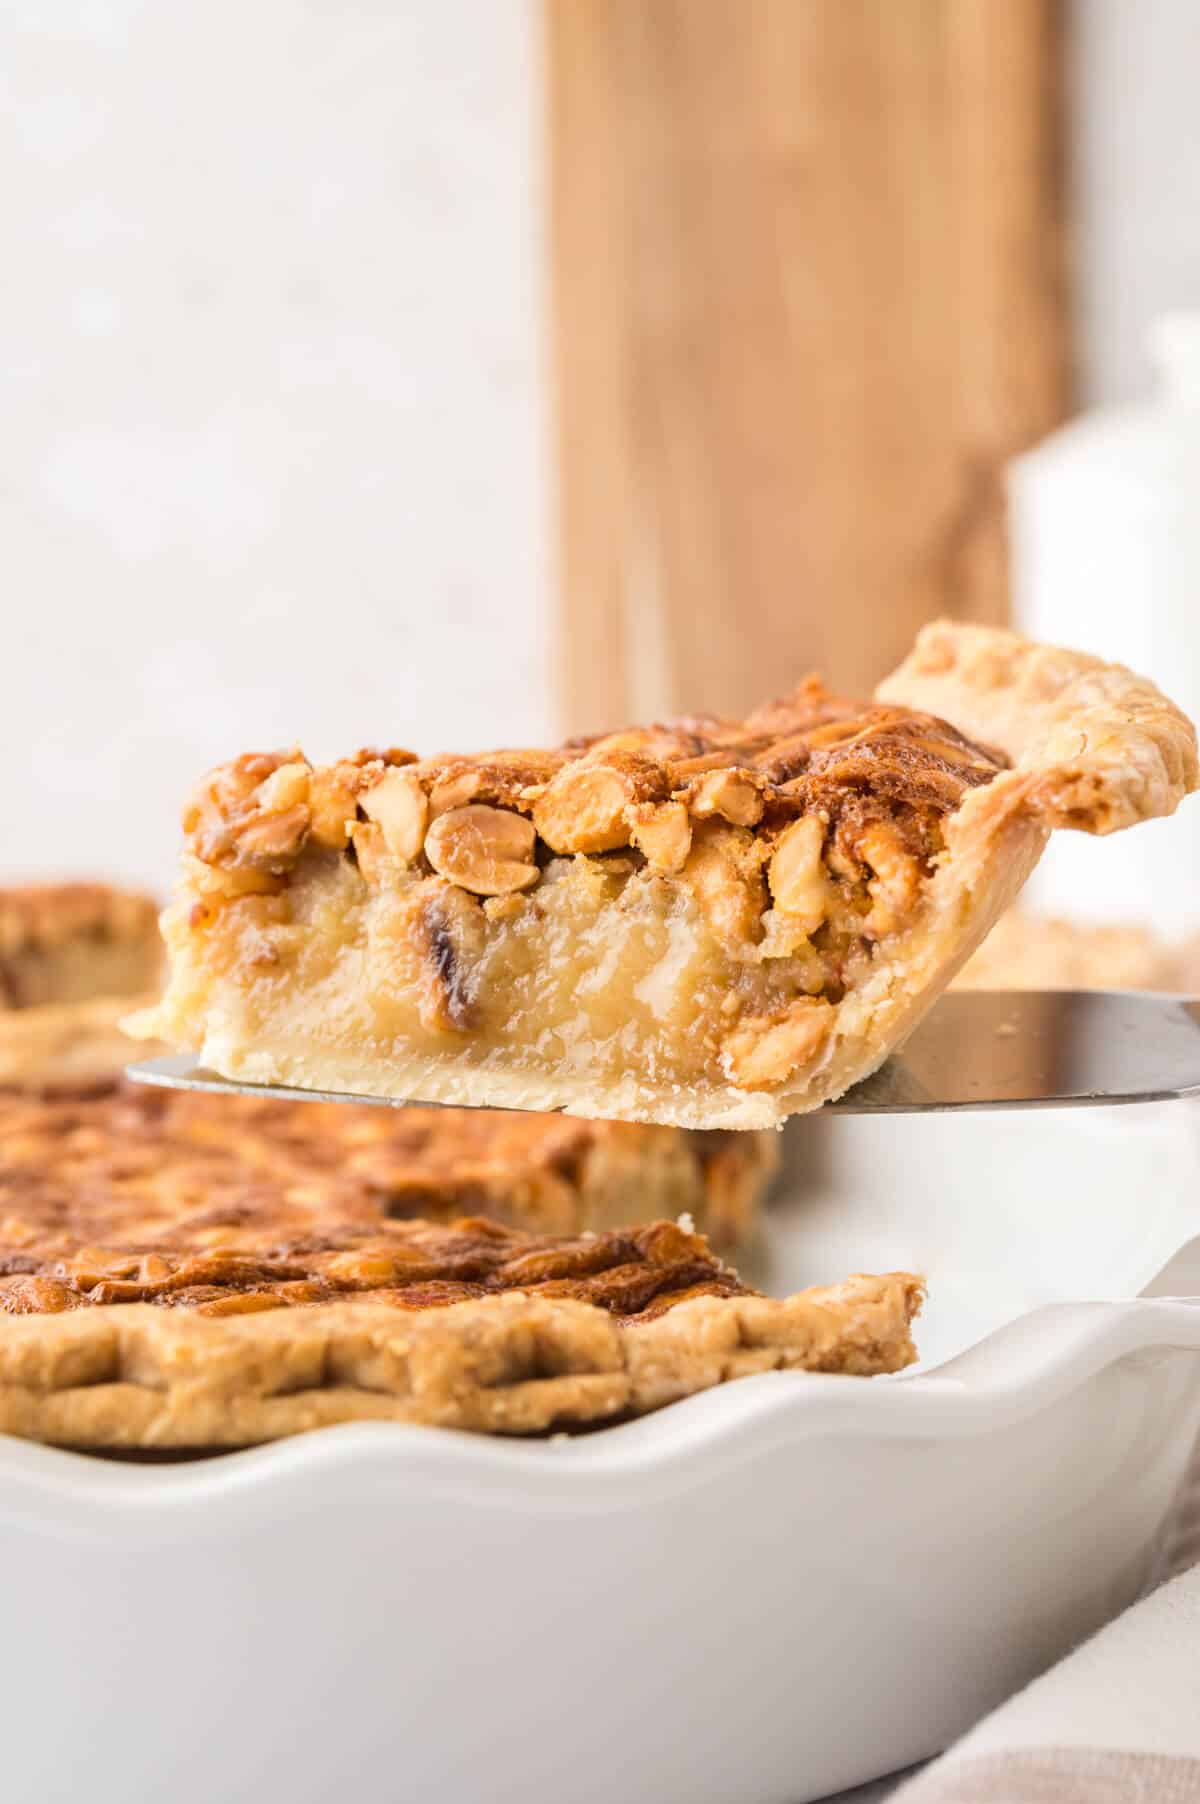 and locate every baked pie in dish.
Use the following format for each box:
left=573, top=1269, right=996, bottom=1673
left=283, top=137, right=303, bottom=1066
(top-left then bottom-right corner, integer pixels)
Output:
left=133, top=623, right=1198, bottom=1127
left=954, top=910, right=1175, bottom=993
left=0, top=883, right=164, bottom=1089
left=0, top=1086, right=918, bottom=1444
left=0, top=1080, right=774, bottom=1254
